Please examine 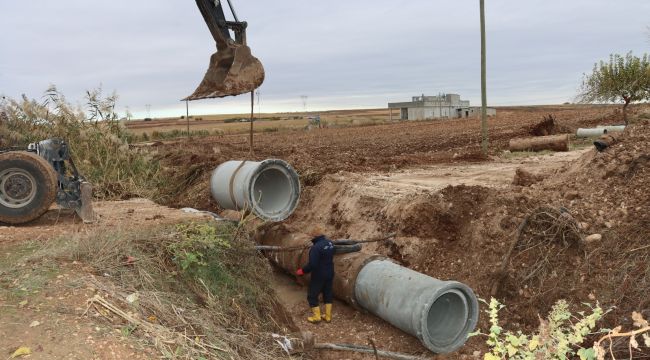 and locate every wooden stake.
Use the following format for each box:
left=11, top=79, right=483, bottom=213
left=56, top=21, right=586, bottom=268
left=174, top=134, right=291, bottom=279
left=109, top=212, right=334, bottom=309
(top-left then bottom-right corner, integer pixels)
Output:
left=186, top=99, right=190, bottom=140
left=249, top=90, right=254, bottom=155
